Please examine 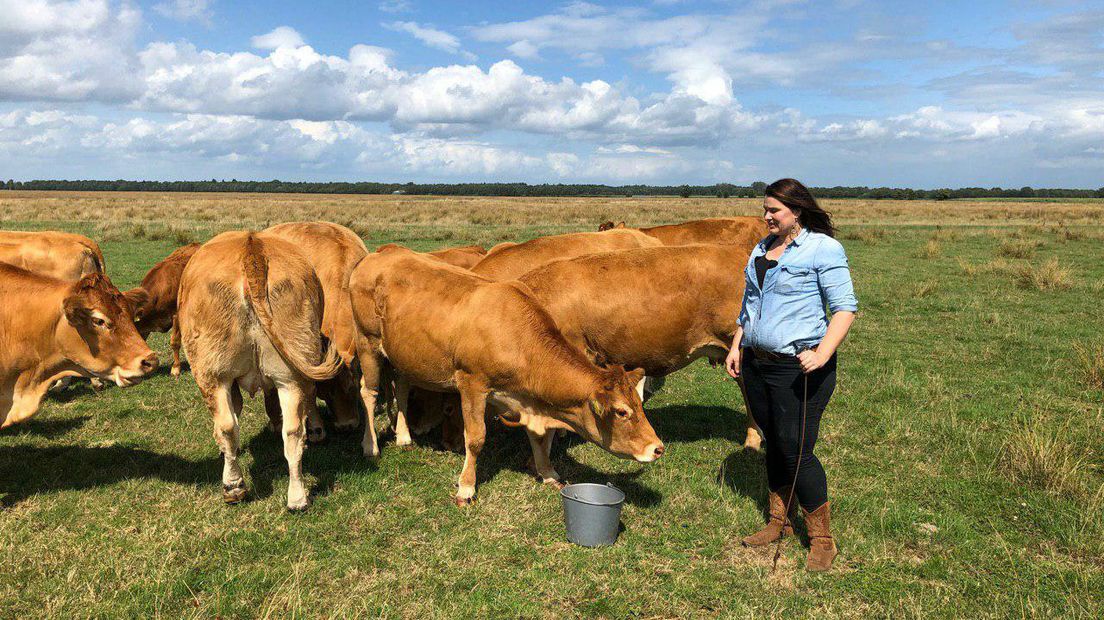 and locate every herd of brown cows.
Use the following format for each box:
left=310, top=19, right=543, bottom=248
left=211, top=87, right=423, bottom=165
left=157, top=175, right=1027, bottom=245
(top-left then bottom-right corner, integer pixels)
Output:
left=0, top=216, right=764, bottom=510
